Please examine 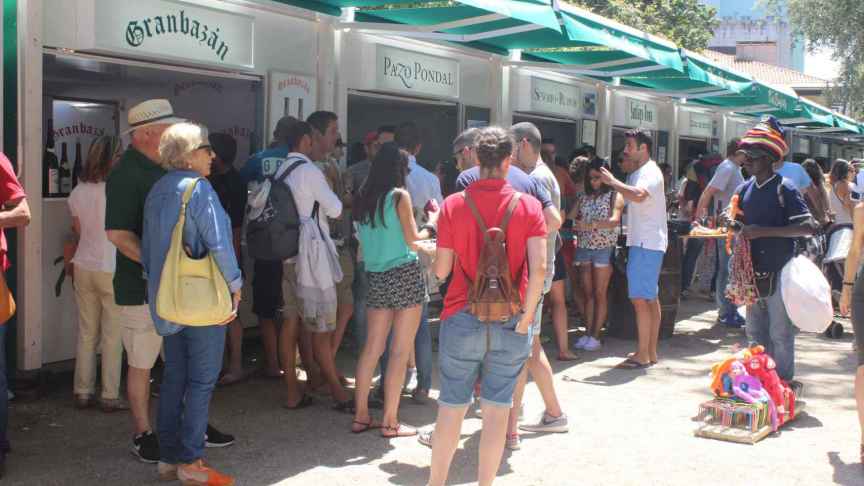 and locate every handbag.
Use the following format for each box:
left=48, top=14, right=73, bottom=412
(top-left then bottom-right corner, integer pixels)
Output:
left=156, top=178, right=234, bottom=326
left=0, top=269, right=16, bottom=325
